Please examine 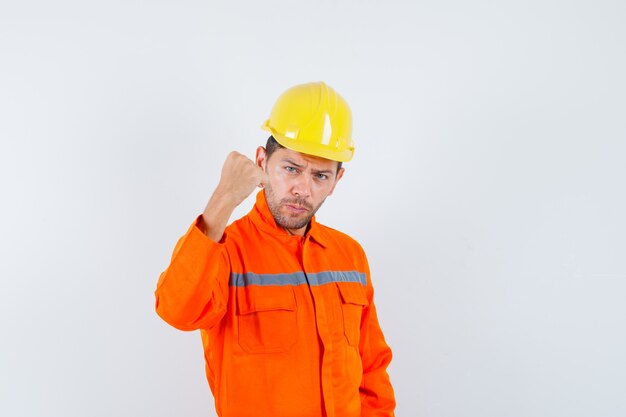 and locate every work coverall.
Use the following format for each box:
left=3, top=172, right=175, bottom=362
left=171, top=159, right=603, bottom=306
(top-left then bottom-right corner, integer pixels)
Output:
left=155, top=191, right=395, bottom=417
